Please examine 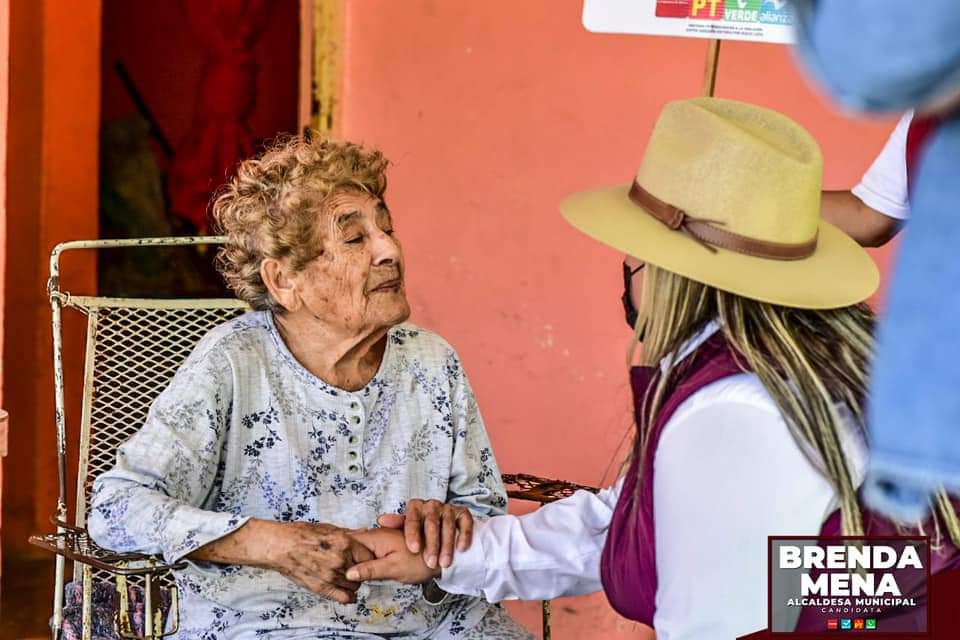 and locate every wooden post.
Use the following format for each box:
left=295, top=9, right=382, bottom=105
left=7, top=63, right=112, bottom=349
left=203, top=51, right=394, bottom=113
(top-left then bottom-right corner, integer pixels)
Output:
left=703, top=39, right=721, bottom=97
left=312, top=0, right=343, bottom=136
left=298, top=0, right=314, bottom=135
